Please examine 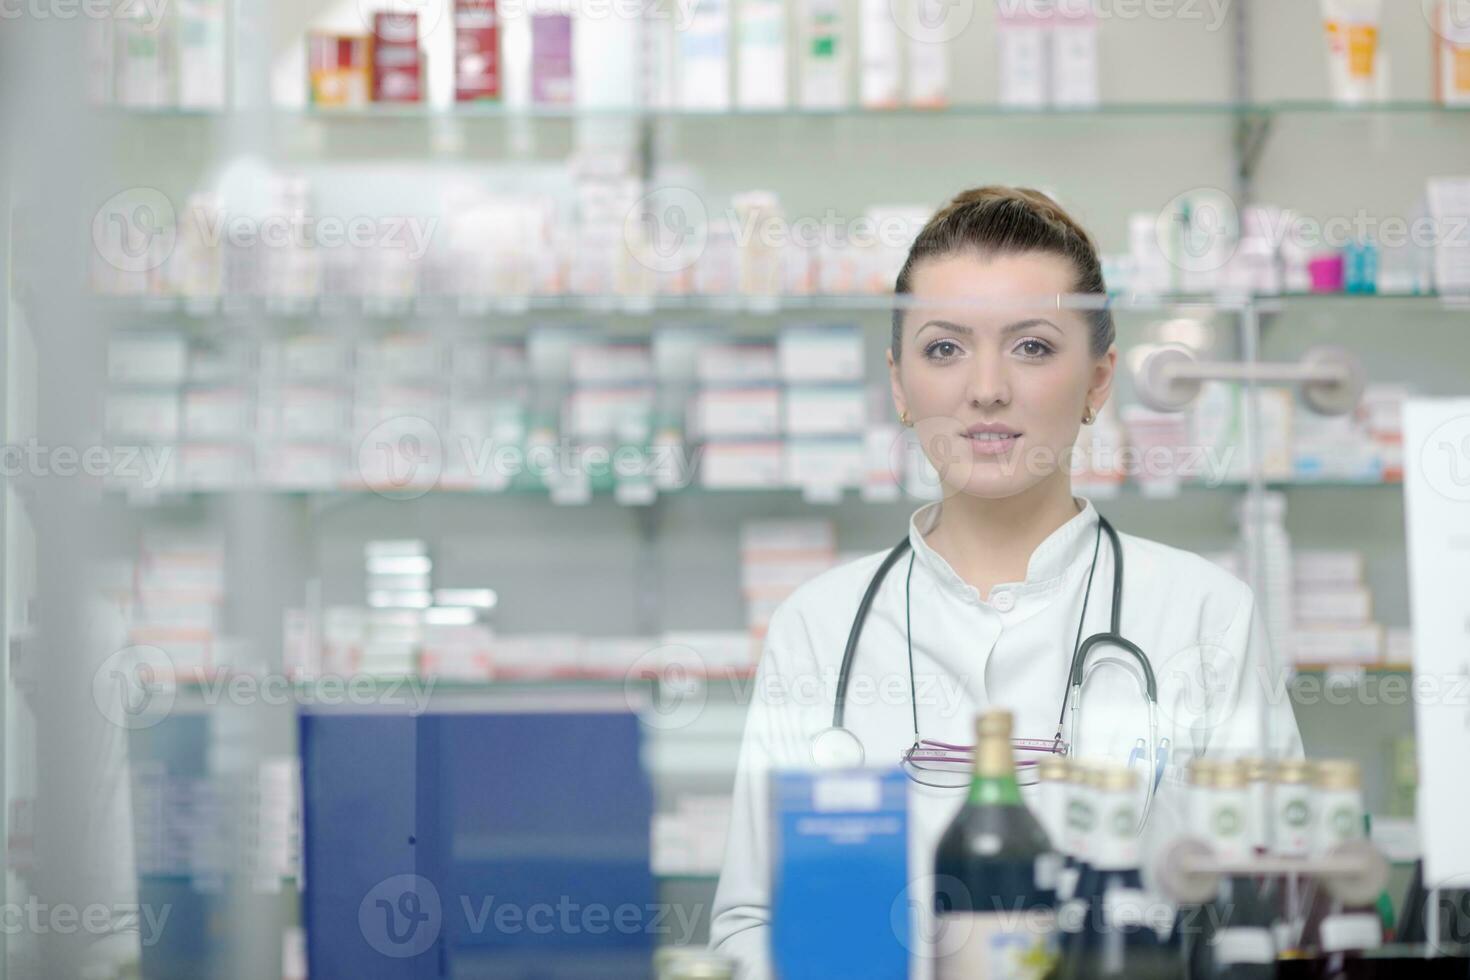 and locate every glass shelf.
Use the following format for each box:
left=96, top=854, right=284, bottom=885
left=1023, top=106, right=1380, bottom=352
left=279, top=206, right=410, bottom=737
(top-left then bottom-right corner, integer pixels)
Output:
left=102, top=478, right=1404, bottom=508
left=156, top=673, right=758, bottom=695
left=1267, top=100, right=1470, bottom=116
left=101, top=100, right=1470, bottom=123
left=94, top=291, right=1464, bottom=323
left=655, top=873, right=719, bottom=883
left=1292, top=663, right=1412, bottom=675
